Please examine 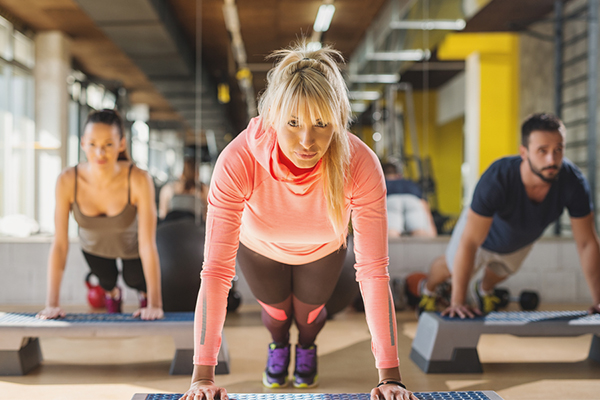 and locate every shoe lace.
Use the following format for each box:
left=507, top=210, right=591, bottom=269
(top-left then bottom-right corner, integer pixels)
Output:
left=295, top=346, right=316, bottom=374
